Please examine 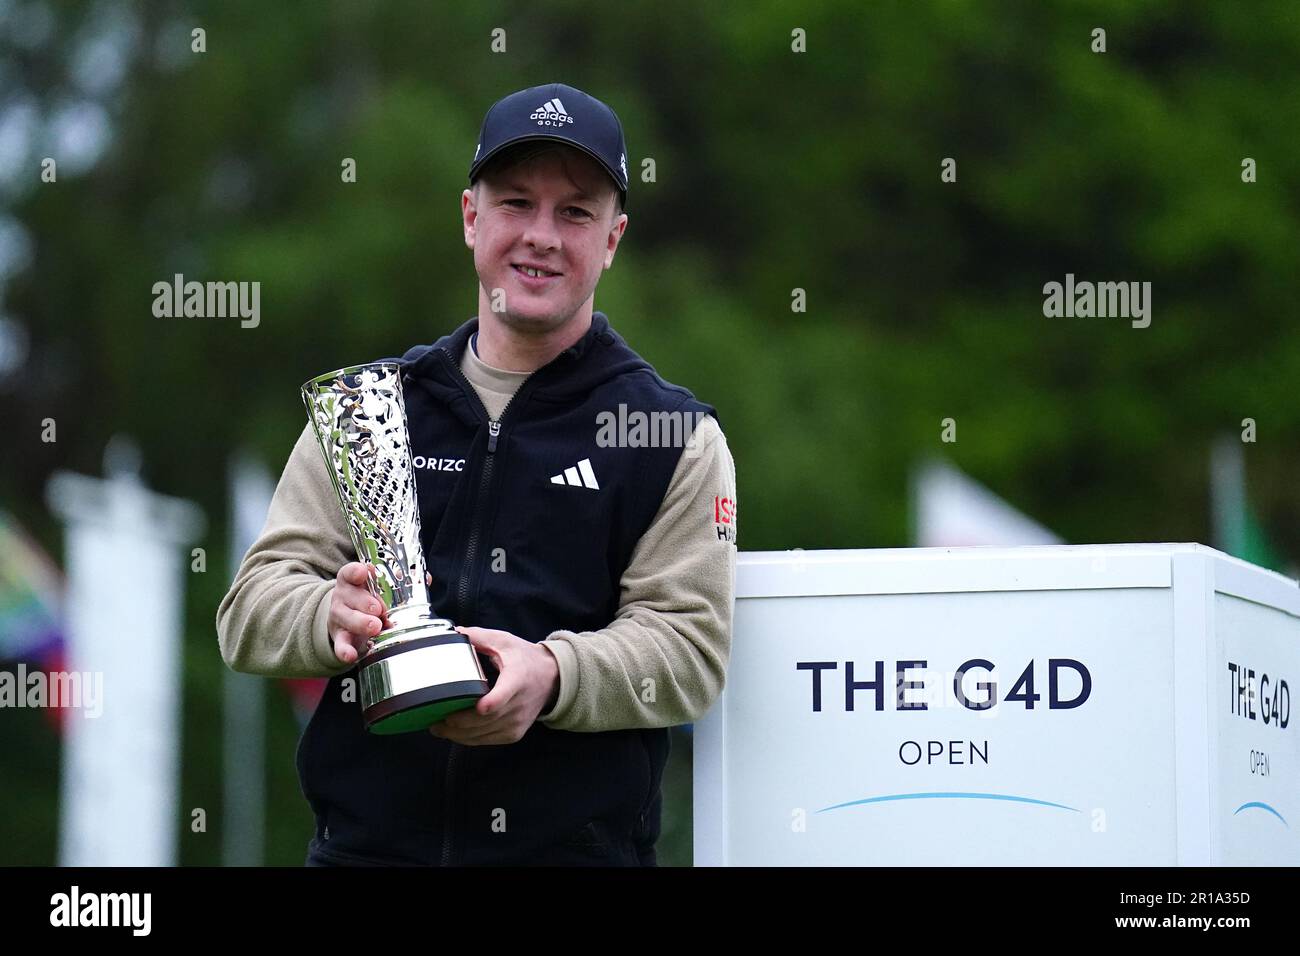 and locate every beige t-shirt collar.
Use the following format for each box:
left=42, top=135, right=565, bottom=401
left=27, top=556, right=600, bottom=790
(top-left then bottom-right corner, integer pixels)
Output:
left=458, top=333, right=528, bottom=421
